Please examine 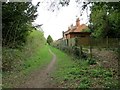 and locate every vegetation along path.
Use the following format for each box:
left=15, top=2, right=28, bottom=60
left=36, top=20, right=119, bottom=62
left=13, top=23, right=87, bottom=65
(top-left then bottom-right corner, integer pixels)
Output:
left=19, top=49, right=56, bottom=88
